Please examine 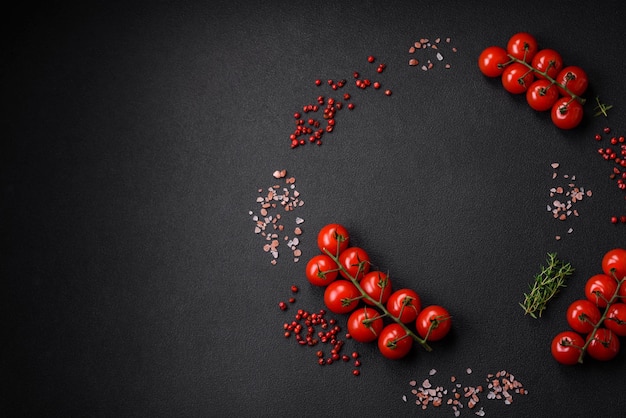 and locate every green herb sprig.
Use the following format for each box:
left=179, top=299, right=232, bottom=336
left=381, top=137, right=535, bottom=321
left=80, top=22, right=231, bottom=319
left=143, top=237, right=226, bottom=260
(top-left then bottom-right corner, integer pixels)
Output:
left=520, top=253, right=574, bottom=318
left=593, top=96, right=613, bottom=117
